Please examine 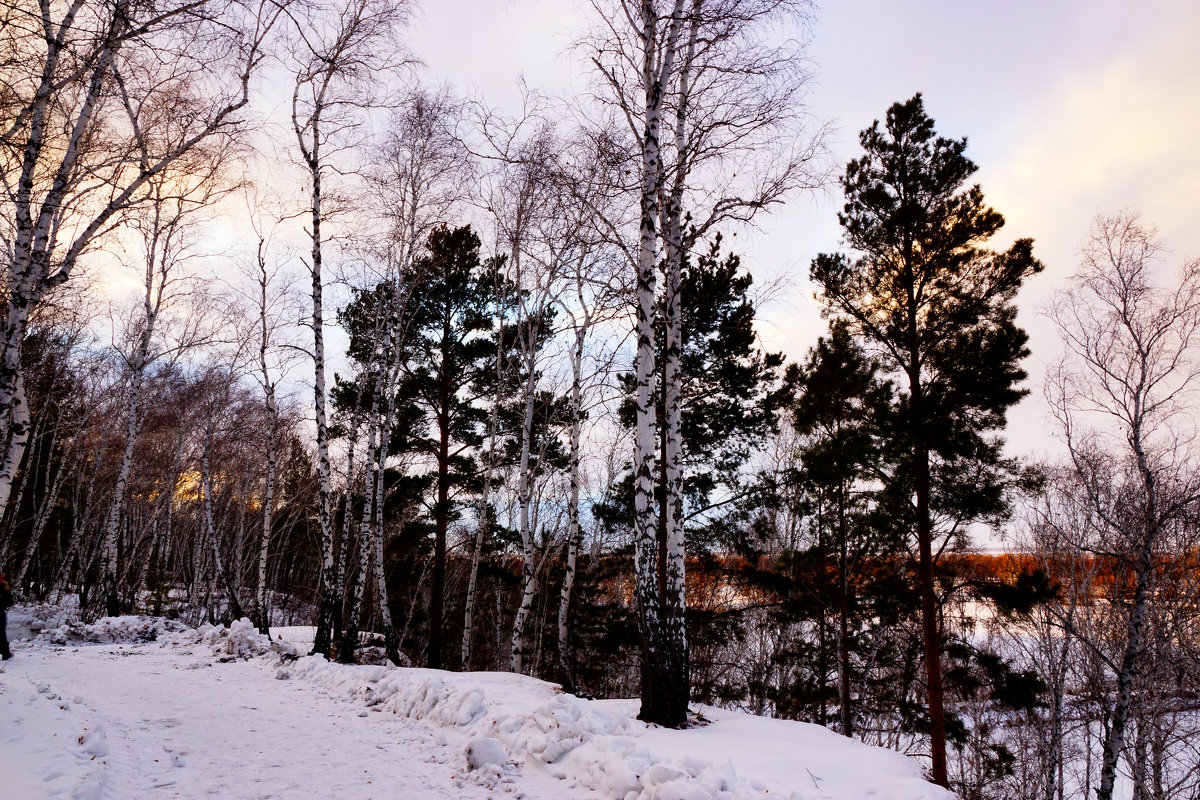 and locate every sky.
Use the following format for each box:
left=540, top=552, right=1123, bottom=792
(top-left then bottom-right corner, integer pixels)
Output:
left=409, top=0, right=1200, bottom=462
